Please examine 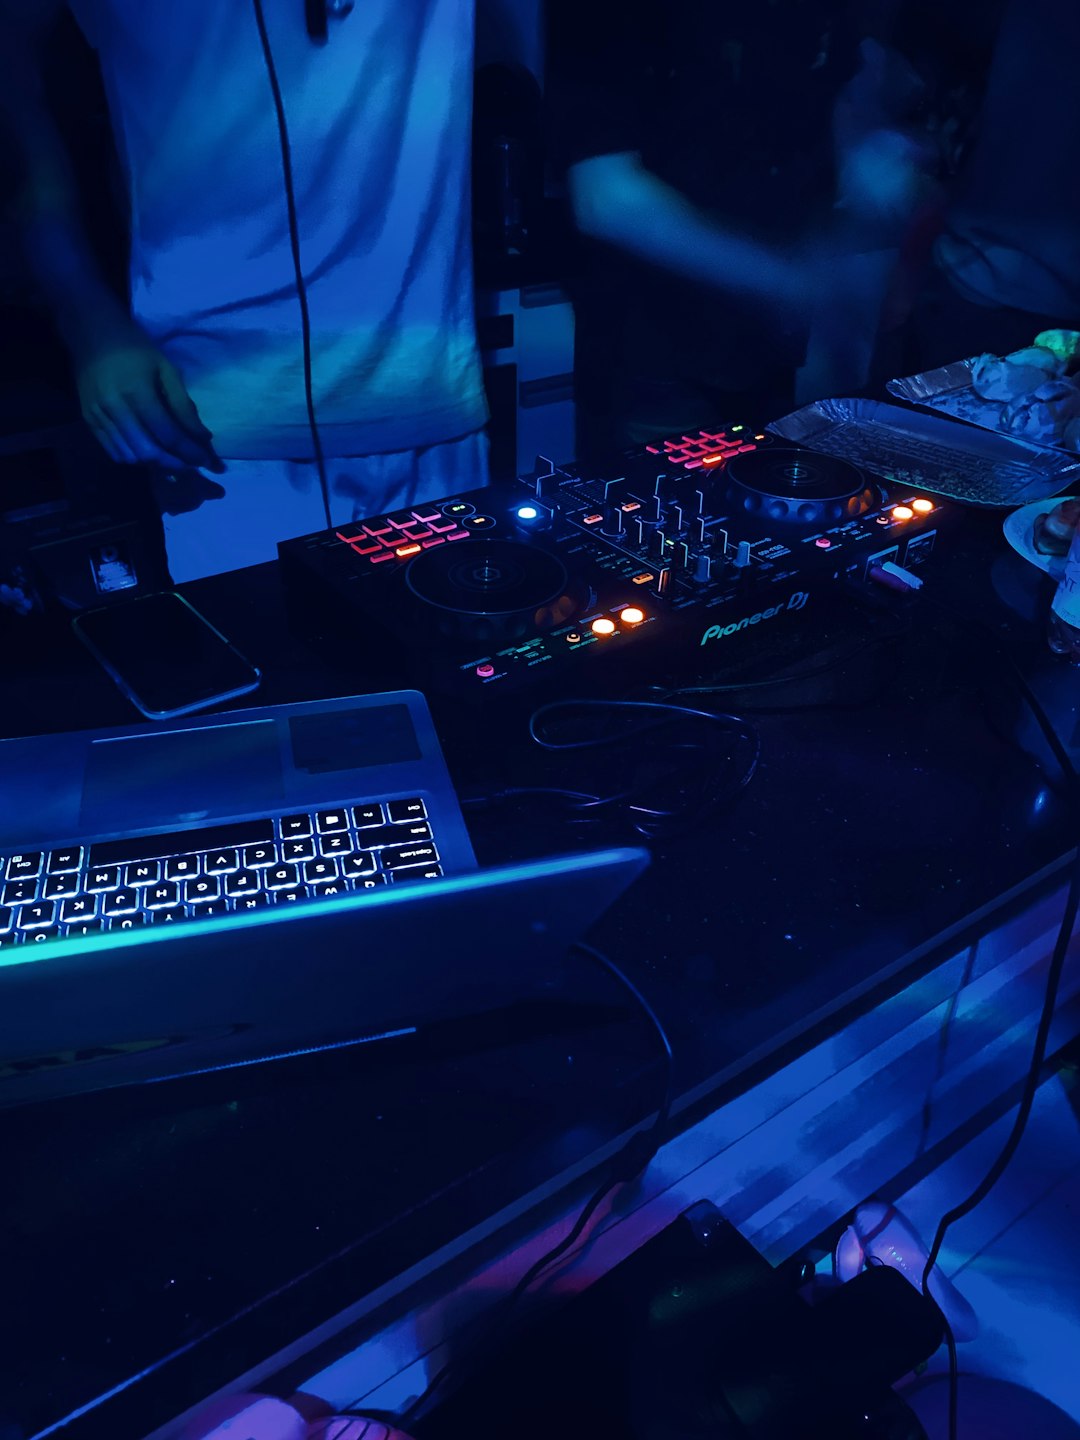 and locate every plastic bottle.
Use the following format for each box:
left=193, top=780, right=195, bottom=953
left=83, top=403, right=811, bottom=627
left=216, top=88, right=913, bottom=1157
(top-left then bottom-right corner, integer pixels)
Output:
left=1047, top=522, right=1080, bottom=663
